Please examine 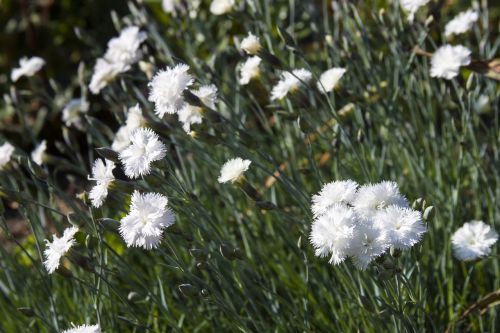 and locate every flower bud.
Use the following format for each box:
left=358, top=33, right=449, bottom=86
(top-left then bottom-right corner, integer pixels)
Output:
left=95, top=147, right=120, bottom=163
left=28, top=159, right=48, bottom=180
left=423, top=206, right=435, bottom=221
left=178, top=284, right=198, bottom=296
left=18, top=307, right=35, bottom=317
left=189, top=248, right=208, bottom=260
left=412, top=198, right=423, bottom=210
left=98, top=218, right=120, bottom=231
left=241, top=32, right=262, bottom=55
left=67, top=212, right=86, bottom=227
